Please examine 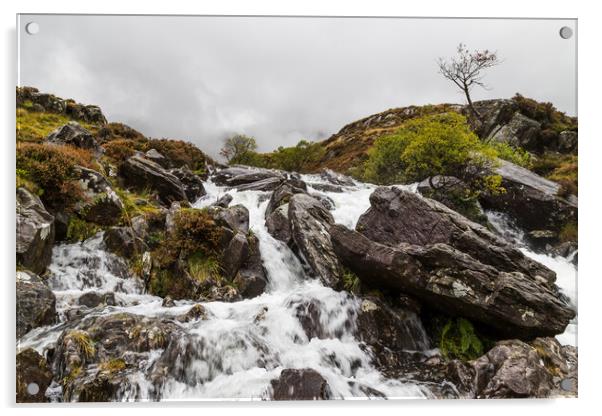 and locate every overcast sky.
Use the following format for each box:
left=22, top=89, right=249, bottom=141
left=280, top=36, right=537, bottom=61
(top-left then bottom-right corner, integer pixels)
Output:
left=18, top=15, right=576, bottom=158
